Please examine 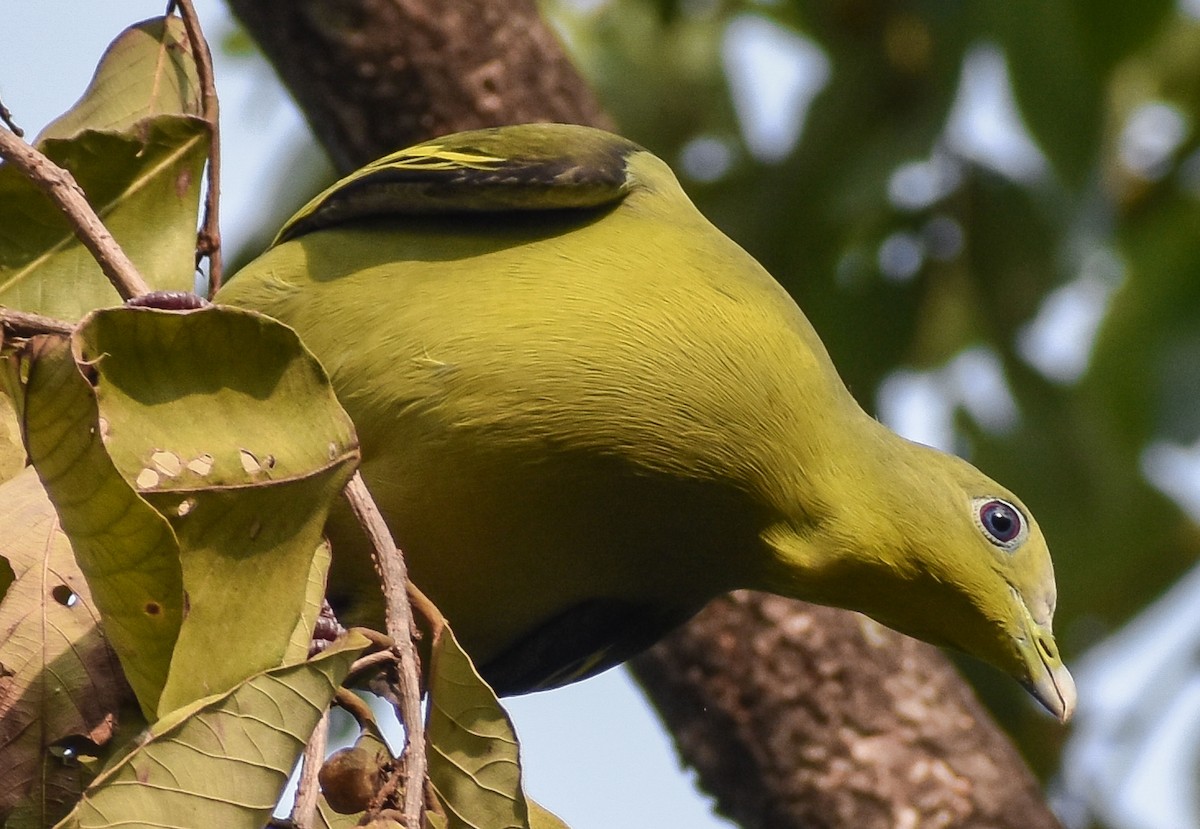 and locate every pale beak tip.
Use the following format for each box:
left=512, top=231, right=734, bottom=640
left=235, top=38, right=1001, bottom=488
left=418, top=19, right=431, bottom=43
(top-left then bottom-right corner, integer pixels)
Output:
left=1026, top=659, right=1076, bottom=723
